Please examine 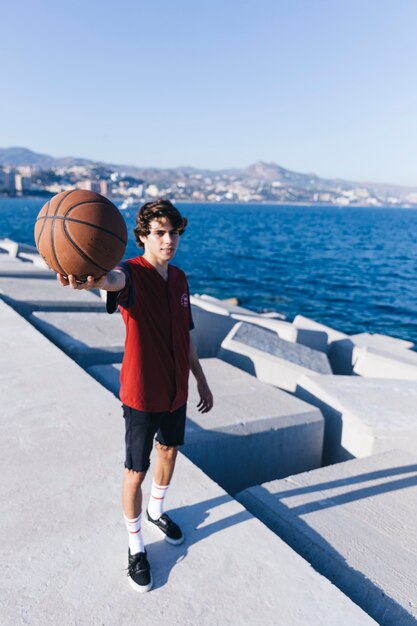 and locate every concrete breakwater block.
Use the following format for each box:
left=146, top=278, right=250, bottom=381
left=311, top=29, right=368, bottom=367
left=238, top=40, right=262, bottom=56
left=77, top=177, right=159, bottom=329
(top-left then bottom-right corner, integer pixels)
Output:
left=0, top=300, right=376, bottom=626
left=353, top=346, right=417, bottom=380
left=0, top=276, right=105, bottom=314
left=190, top=294, right=286, bottom=358
left=190, top=295, right=238, bottom=358
left=31, top=311, right=125, bottom=366
left=295, top=374, right=417, bottom=464
left=218, top=321, right=332, bottom=392
left=232, top=313, right=328, bottom=352
left=292, top=314, right=348, bottom=353
left=330, top=332, right=415, bottom=375
left=236, top=449, right=417, bottom=626
left=352, top=332, right=414, bottom=351
left=184, top=359, right=324, bottom=494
